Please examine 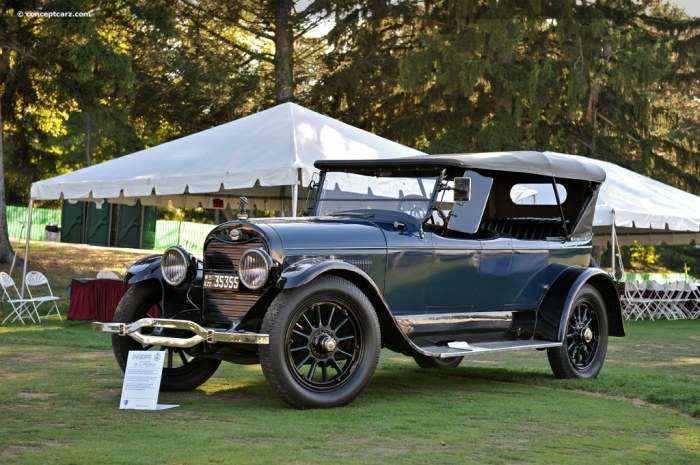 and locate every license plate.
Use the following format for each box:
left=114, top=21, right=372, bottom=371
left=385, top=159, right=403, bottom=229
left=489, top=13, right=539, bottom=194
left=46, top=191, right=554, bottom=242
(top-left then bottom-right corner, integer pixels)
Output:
left=203, top=273, right=239, bottom=290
